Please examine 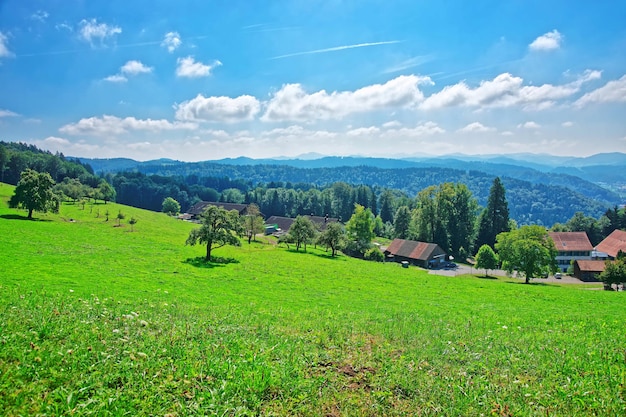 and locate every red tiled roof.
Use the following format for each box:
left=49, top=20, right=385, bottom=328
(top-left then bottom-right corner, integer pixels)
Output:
left=596, top=229, right=626, bottom=258
left=548, top=232, right=593, bottom=252
left=575, top=260, right=607, bottom=273
left=385, top=239, right=442, bottom=261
